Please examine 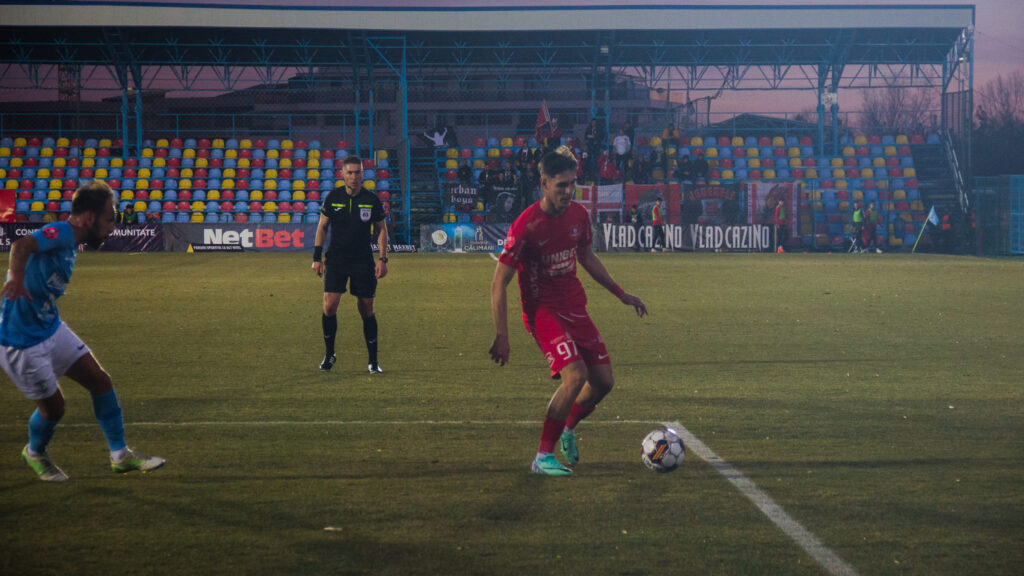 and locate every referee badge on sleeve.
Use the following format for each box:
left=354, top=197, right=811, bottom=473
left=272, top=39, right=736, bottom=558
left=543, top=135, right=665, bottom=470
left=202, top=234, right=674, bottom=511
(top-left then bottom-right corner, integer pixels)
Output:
left=359, top=207, right=372, bottom=222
